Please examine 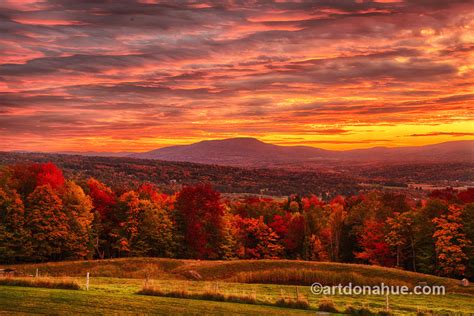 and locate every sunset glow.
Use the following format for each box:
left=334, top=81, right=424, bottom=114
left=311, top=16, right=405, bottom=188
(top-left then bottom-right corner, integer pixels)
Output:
left=0, top=0, right=473, bottom=152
